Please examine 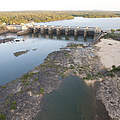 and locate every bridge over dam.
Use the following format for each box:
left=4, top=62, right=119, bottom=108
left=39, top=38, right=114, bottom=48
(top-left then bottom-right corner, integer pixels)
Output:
left=17, top=25, right=102, bottom=40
